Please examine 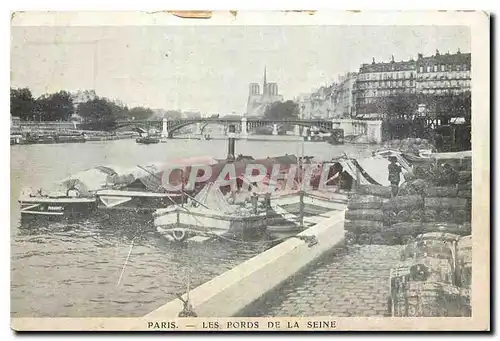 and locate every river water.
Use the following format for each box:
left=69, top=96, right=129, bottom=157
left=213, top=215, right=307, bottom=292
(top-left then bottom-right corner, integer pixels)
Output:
left=10, top=137, right=377, bottom=317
